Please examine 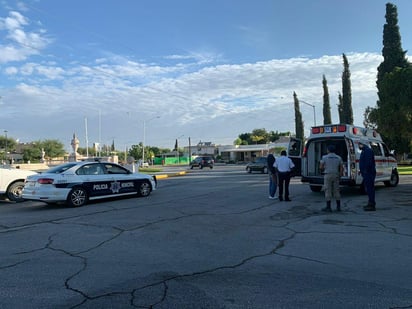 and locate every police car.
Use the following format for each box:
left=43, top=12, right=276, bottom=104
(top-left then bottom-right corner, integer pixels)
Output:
left=288, top=124, right=399, bottom=192
left=22, top=161, right=157, bottom=207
